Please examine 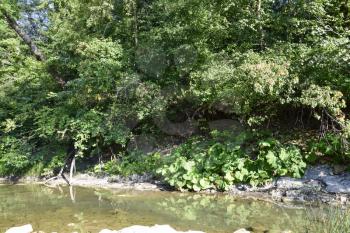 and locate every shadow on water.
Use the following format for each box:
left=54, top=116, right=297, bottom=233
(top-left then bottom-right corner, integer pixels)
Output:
left=0, top=184, right=331, bottom=233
